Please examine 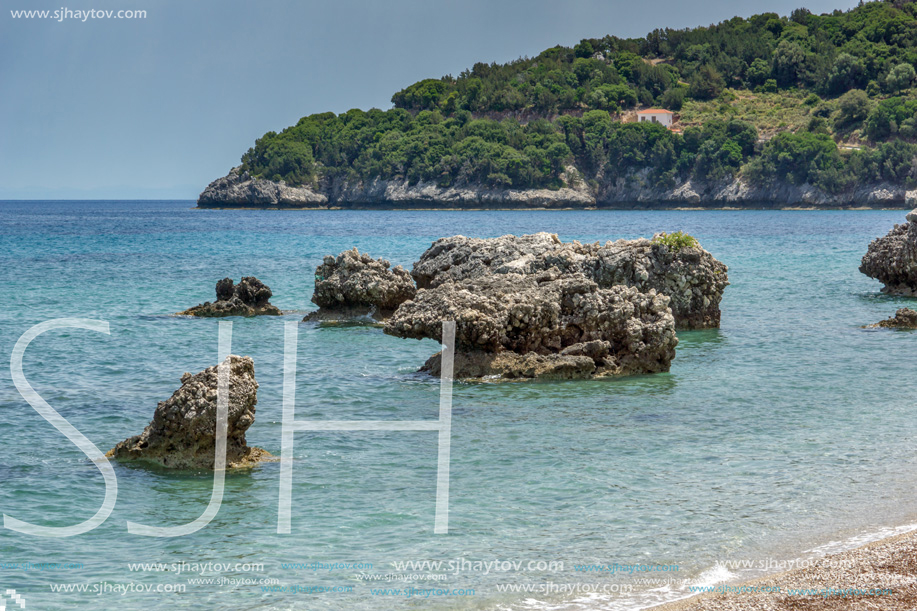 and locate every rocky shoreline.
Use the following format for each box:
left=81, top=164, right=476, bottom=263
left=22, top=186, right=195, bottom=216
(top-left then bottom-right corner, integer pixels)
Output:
left=197, top=167, right=915, bottom=210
